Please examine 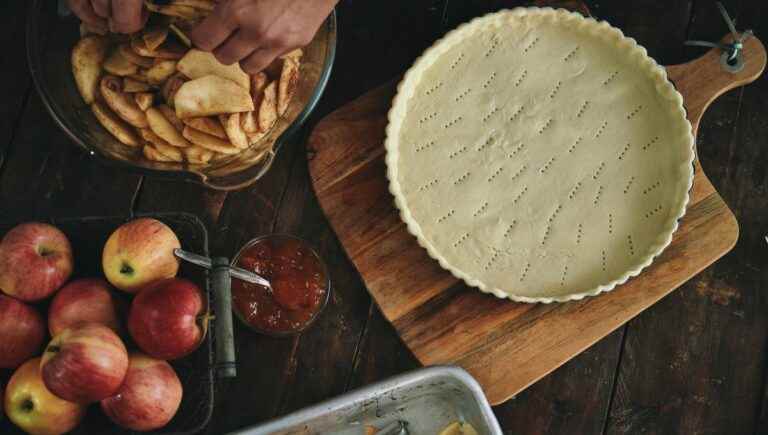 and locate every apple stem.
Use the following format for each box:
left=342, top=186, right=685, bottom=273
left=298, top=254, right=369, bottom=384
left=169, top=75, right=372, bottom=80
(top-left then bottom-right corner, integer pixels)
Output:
left=197, top=312, right=215, bottom=339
